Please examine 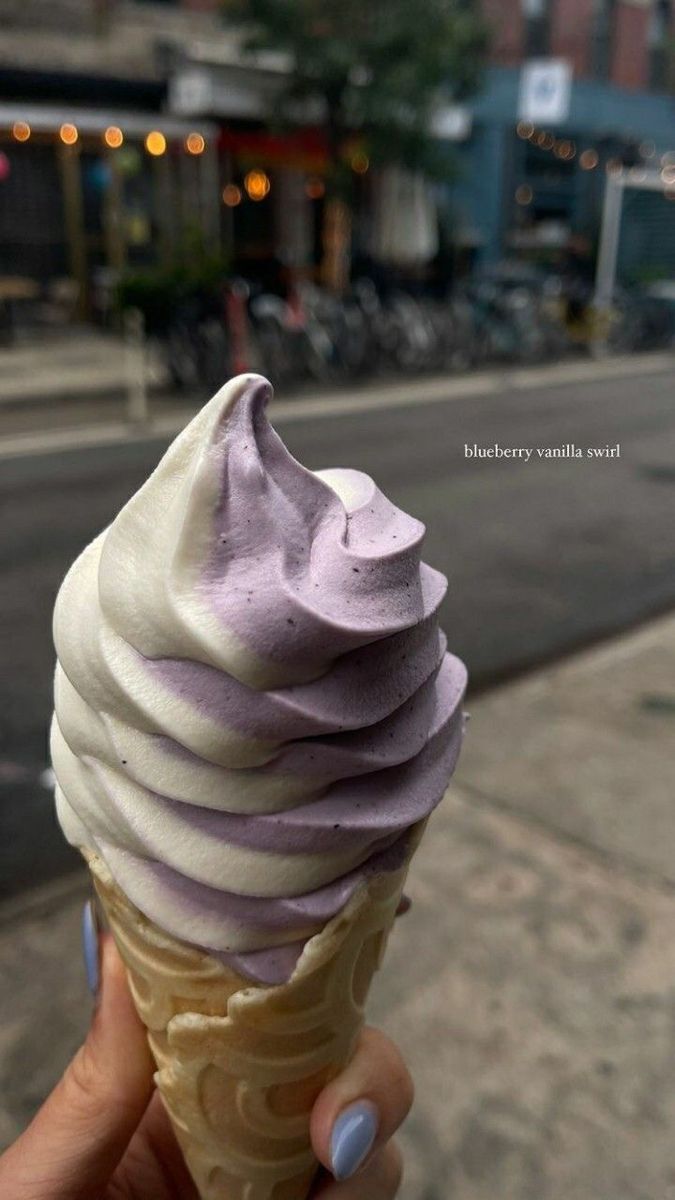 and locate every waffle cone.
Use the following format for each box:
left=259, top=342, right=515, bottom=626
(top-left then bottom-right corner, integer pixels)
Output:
left=85, top=827, right=423, bottom=1200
